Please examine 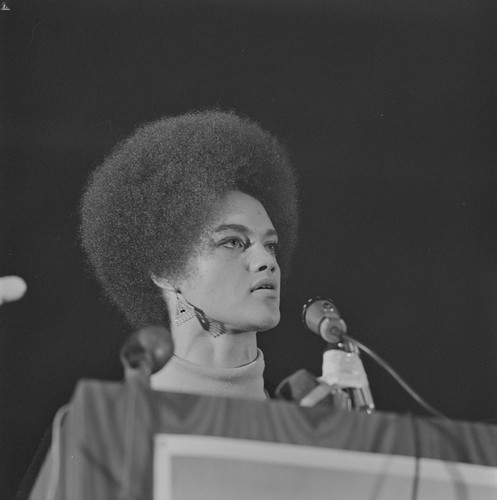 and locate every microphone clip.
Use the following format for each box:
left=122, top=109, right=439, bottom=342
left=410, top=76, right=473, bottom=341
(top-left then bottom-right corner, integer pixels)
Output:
left=301, top=297, right=375, bottom=413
